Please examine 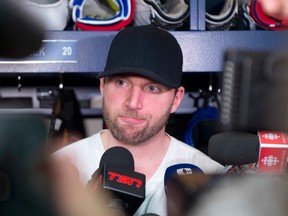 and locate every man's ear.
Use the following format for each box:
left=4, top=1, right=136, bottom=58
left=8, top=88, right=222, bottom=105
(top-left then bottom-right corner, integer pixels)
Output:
left=99, top=78, right=105, bottom=96
left=171, top=86, right=185, bottom=113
